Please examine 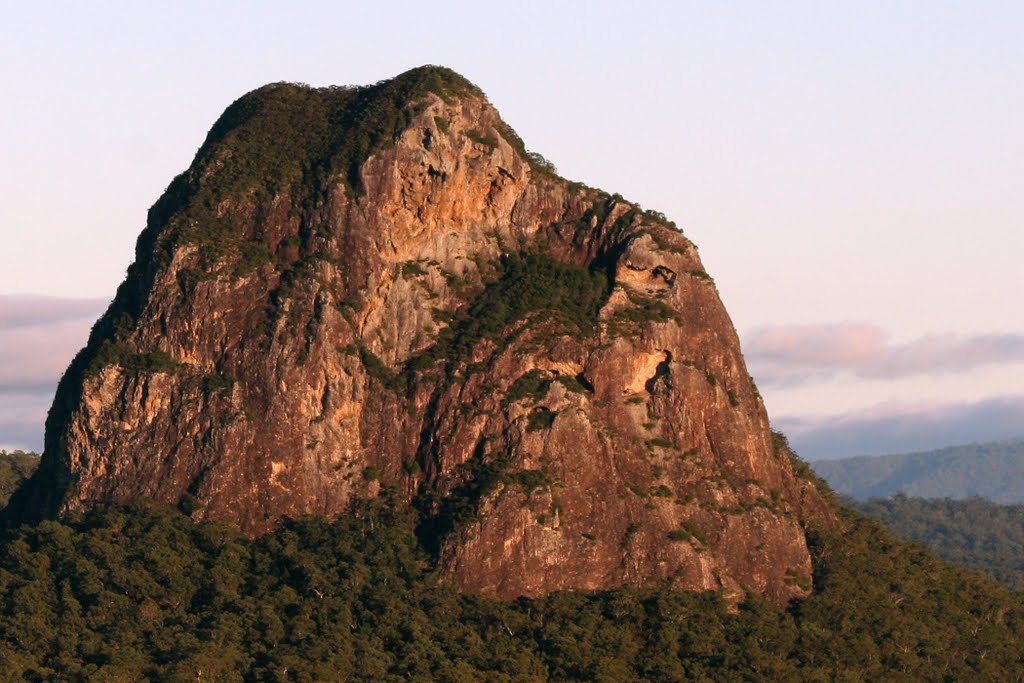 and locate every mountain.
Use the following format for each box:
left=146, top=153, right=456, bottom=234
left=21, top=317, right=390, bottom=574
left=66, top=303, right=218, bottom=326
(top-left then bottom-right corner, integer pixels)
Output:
left=4, top=67, right=1024, bottom=680
left=849, top=494, right=1024, bottom=590
left=812, top=439, right=1024, bottom=502
left=4, top=66, right=833, bottom=605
